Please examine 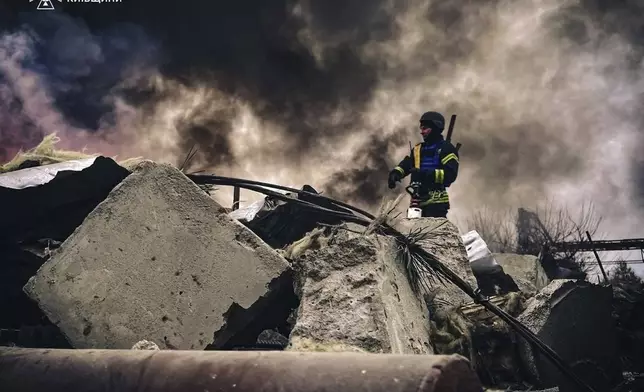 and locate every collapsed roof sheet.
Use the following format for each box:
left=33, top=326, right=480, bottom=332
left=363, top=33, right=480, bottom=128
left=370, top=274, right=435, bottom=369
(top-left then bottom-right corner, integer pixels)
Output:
left=0, top=158, right=98, bottom=190
left=0, top=156, right=130, bottom=243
